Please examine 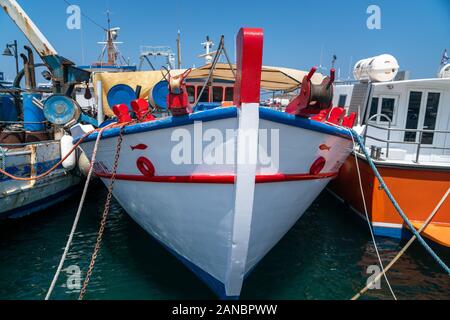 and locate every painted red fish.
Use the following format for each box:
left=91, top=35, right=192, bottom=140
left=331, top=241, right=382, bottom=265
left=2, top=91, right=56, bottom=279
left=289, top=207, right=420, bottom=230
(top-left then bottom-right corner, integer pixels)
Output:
left=130, top=144, right=148, bottom=151
left=319, top=144, right=331, bottom=151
